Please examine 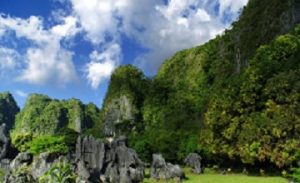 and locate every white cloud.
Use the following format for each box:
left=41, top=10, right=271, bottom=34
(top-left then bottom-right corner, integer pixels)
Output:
left=0, top=0, right=249, bottom=89
left=219, top=0, right=248, bottom=15
left=15, top=90, right=28, bottom=98
left=85, top=43, right=121, bottom=89
left=19, top=42, right=77, bottom=85
left=0, top=15, right=49, bottom=43
left=0, top=14, right=79, bottom=85
left=70, top=0, right=248, bottom=75
left=70, top=0, right=119, bottom=44
left=51, top=16, right=79, bottom=38
left=0, top=47, right=21, bottom=71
